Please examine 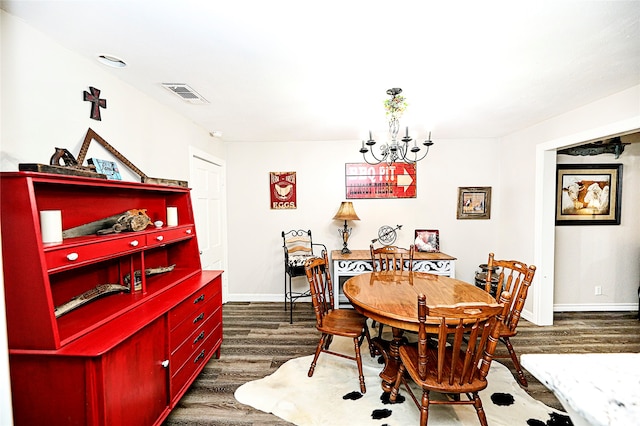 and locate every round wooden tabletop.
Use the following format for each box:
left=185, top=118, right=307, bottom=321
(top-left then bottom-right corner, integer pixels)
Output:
left=343, top=271, right=496, bottom=332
